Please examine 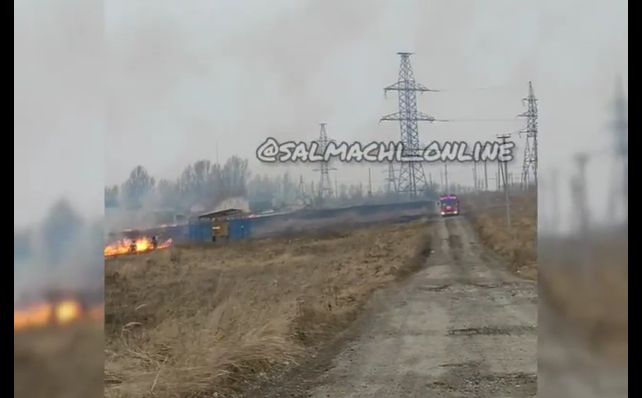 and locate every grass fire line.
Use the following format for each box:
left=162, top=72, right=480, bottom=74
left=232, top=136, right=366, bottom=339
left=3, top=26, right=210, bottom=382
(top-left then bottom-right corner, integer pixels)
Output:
left=14, top=301, right=104, bottom=331
left=104, top=237, right=173, bottom=258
